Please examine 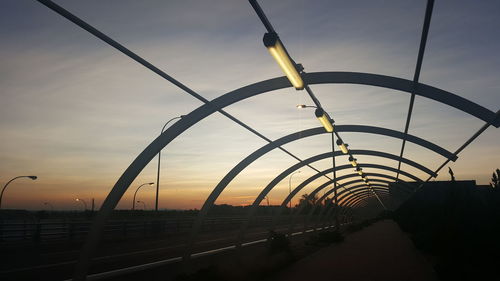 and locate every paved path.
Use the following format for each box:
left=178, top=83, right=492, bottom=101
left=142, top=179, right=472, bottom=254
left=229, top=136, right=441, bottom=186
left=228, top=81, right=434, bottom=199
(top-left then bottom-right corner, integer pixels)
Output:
left=274, top=220, right=438, bottom=281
